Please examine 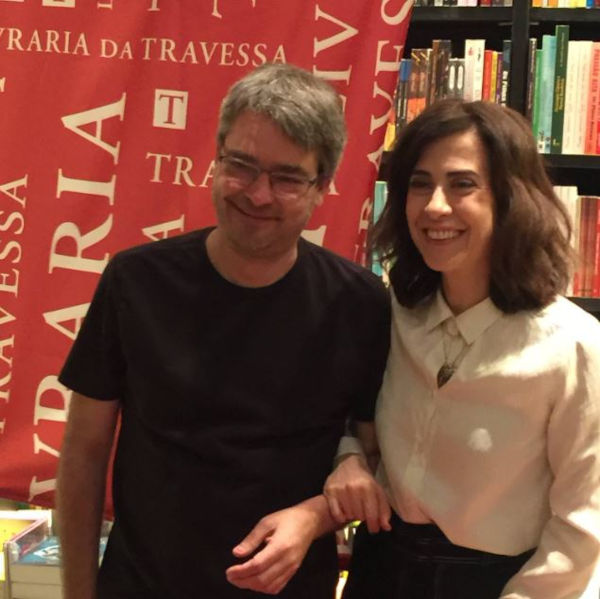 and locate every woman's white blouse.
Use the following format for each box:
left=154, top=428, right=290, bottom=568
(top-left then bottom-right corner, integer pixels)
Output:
left=376, top=291, right=600, bottom=598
